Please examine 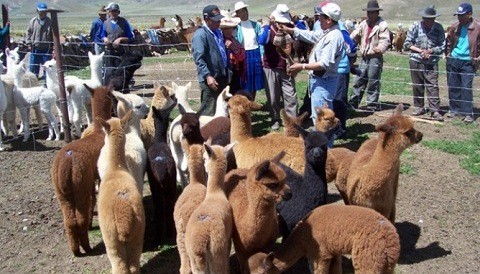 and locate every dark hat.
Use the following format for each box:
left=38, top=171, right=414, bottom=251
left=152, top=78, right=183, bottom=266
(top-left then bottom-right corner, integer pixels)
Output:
left=454, top=2, right=473, bottom=16
left=106, top=3, right=120, bottom=11
left=362, top=0, right=382, bottom=11
left=98, top=5, right=107, bottom=15
left=418, top=5, right=440, bottom=18
left=203, top=5, right=224, bottom=21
